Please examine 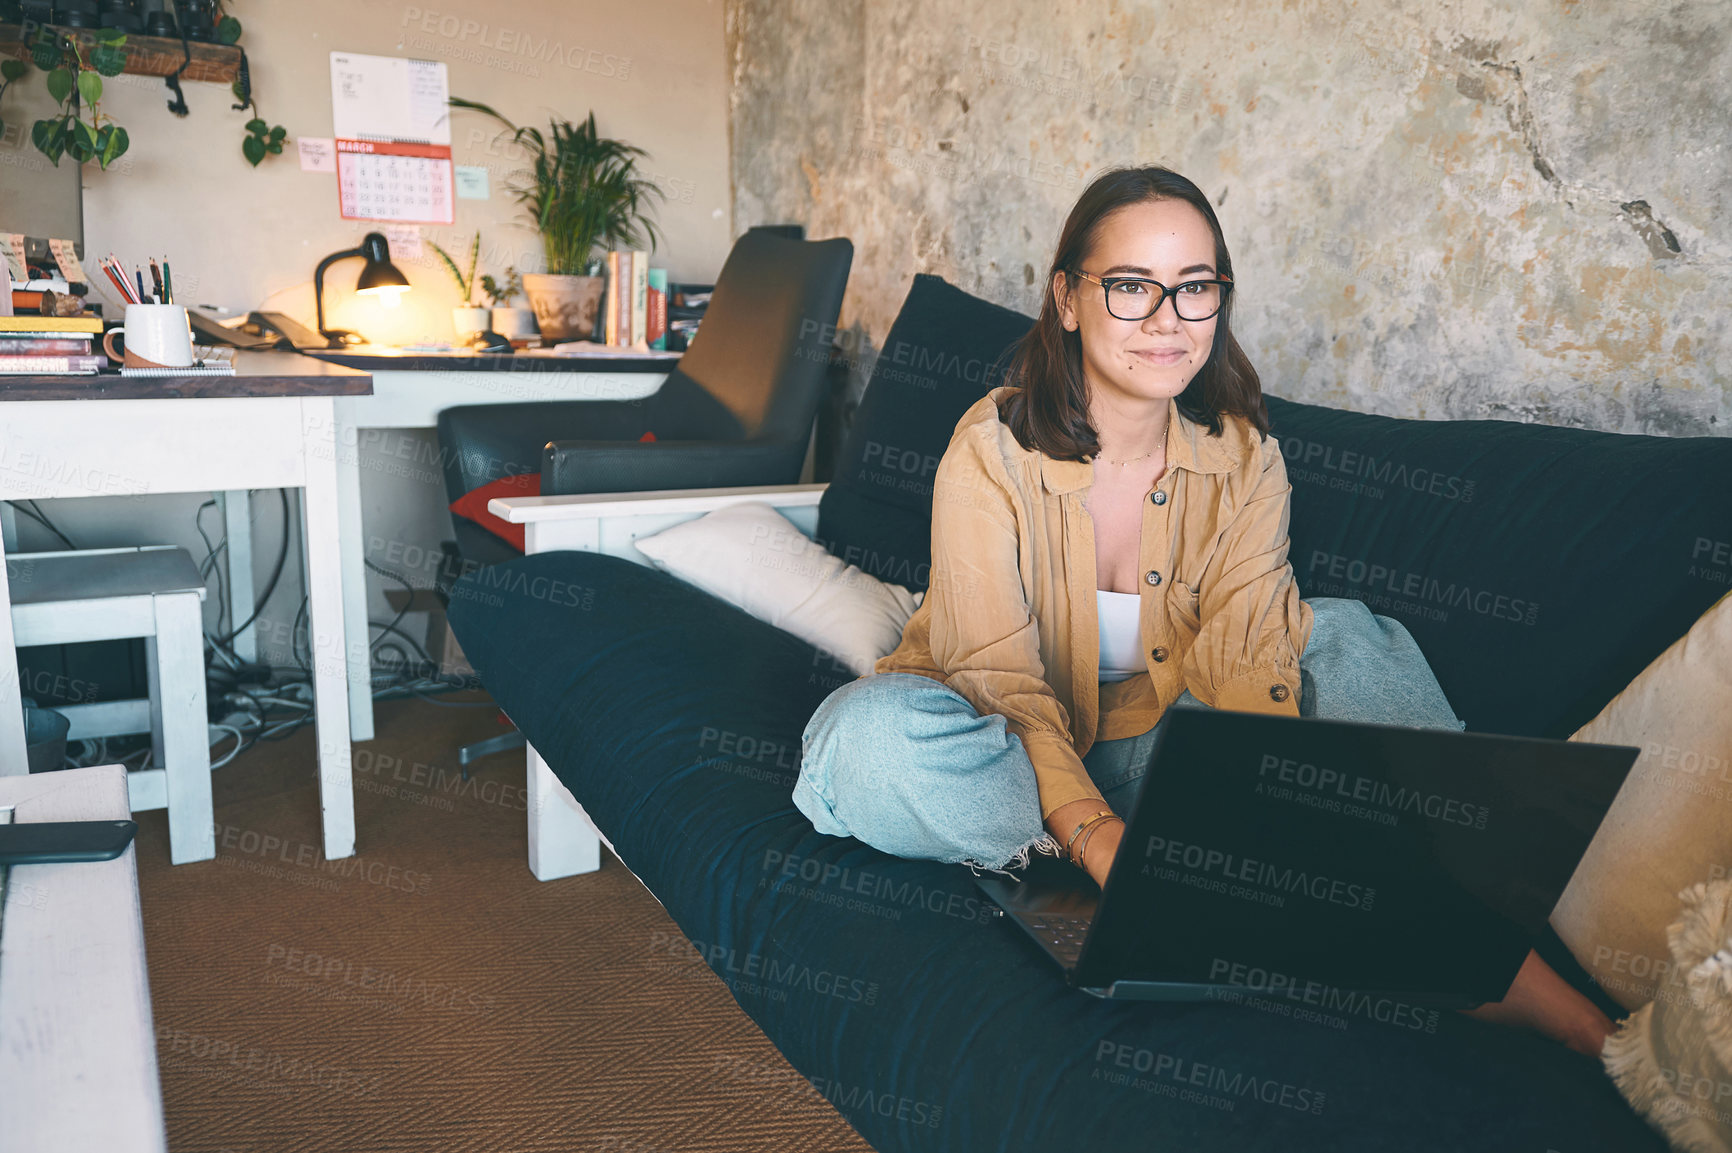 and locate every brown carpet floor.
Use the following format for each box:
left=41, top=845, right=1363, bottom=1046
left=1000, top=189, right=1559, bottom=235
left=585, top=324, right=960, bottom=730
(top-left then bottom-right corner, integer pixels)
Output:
left=135, top=693, right=874, bottom=1153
